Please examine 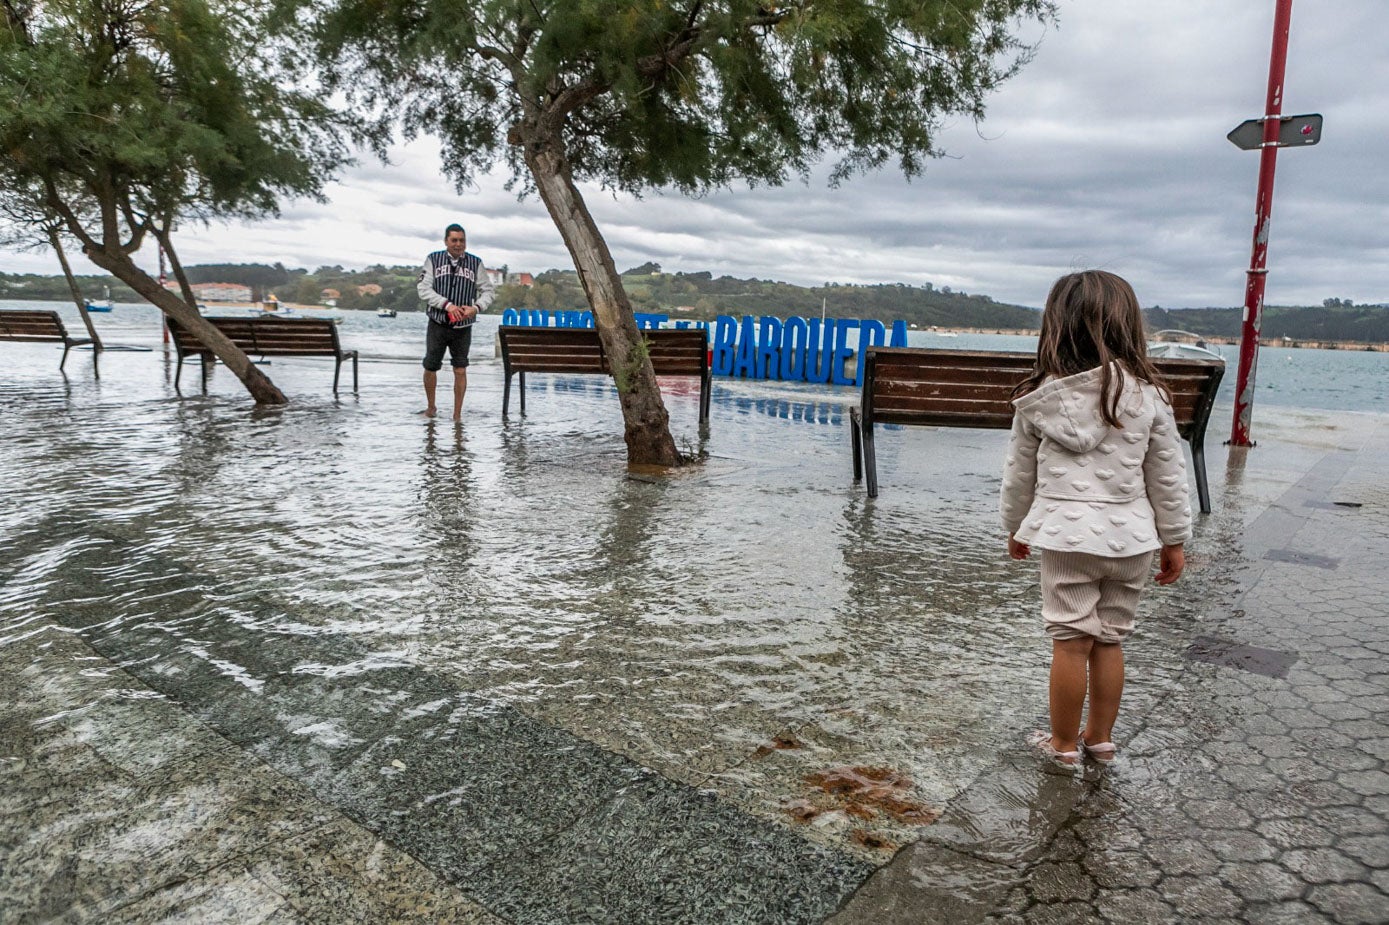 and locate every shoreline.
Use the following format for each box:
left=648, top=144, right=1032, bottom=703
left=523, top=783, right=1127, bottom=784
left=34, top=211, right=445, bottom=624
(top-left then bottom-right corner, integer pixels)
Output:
left=917, top=325, right=1389, bottom=351
left=8, top=296, right=1389, bottom=350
